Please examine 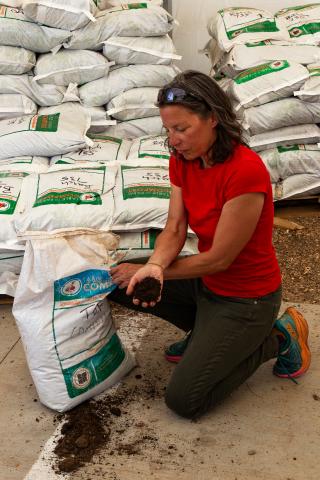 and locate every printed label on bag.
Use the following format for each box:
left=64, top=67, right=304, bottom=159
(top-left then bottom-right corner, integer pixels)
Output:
left=277, top=144, right=319, bottom=153
left=33, top=168, right=105, bottom=207
left=54, top=269, right=115, bottom=308
left=234, top=60, right=289, bottom=84
left=277, top=5, right=320, bottom=39
left=107, top=3, right=147, bottom=14
left=30, top=113, right=60, bottom=132
left=63, top=333, right=125, bottom=398
left=220, top=8, right=279, bottom=40
left=0, top=172, right=26, bottom=215
left=52, top=269, right=124, bottom=398
left=118, top=230, right=158, bottom=250
left=308, top=65, right=320, bottom=76
left=0, top=114, right=60, bottom=138
left=121, top=165, right=170, bottom=200
left=138, top=136, right=170, bottom=159
left=0, top=6, right=33, bottom=23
